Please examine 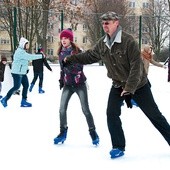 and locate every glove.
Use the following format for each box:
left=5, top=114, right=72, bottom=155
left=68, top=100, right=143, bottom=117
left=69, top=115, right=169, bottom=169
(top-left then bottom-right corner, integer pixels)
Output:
left=62, top=59, right=72, bottom=67
left=59, top=79, right=64, bottom=90
left=123, top=92, right=132, bottom=108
